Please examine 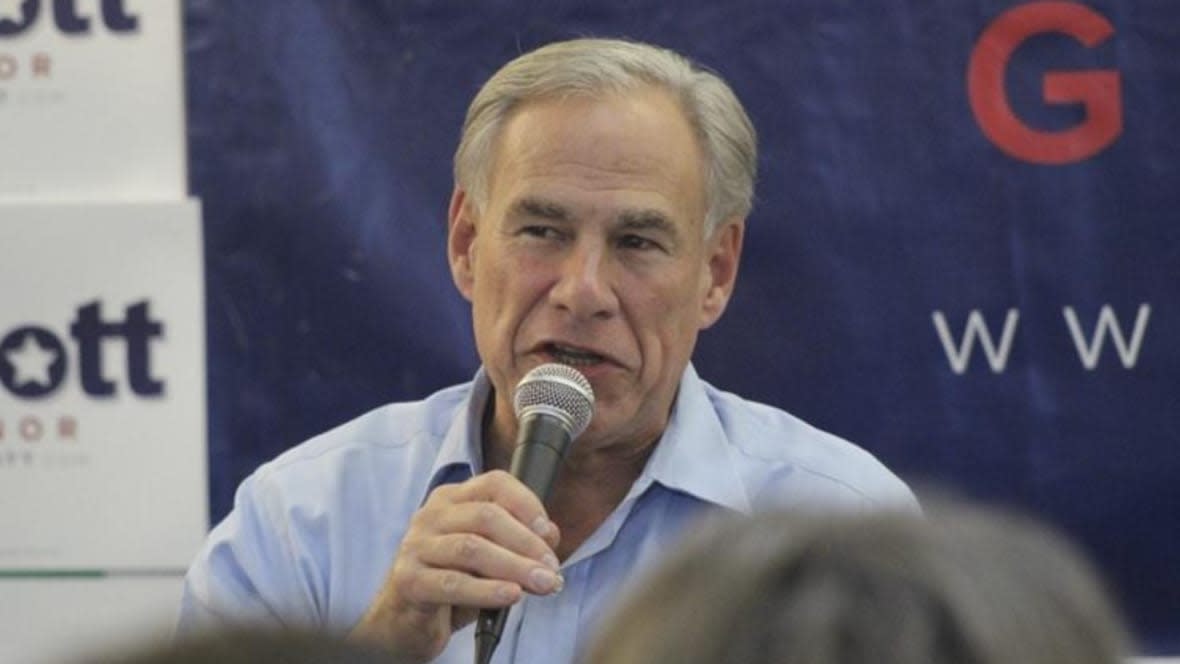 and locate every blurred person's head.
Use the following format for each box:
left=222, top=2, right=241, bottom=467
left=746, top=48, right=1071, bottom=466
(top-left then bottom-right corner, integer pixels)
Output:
left=79, top=628, right=394, bottom=664
left=586, top=502, right=1129, bottom=664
